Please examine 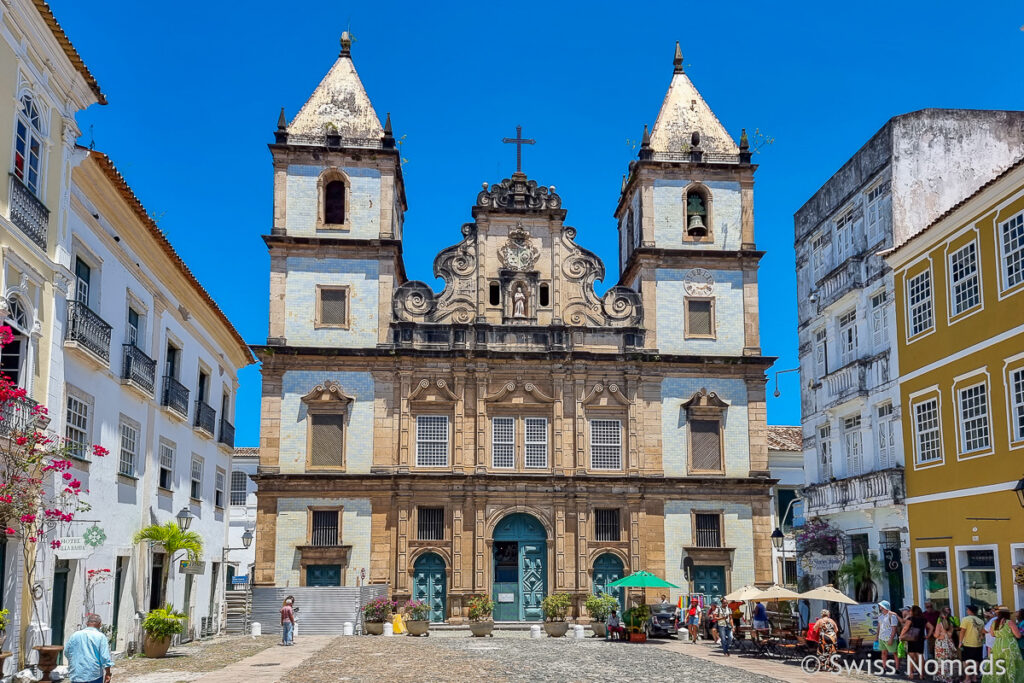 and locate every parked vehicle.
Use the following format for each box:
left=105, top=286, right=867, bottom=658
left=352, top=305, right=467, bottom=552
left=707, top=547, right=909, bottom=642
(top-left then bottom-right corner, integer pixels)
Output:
left=647, top=604, right=679, bottom=638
